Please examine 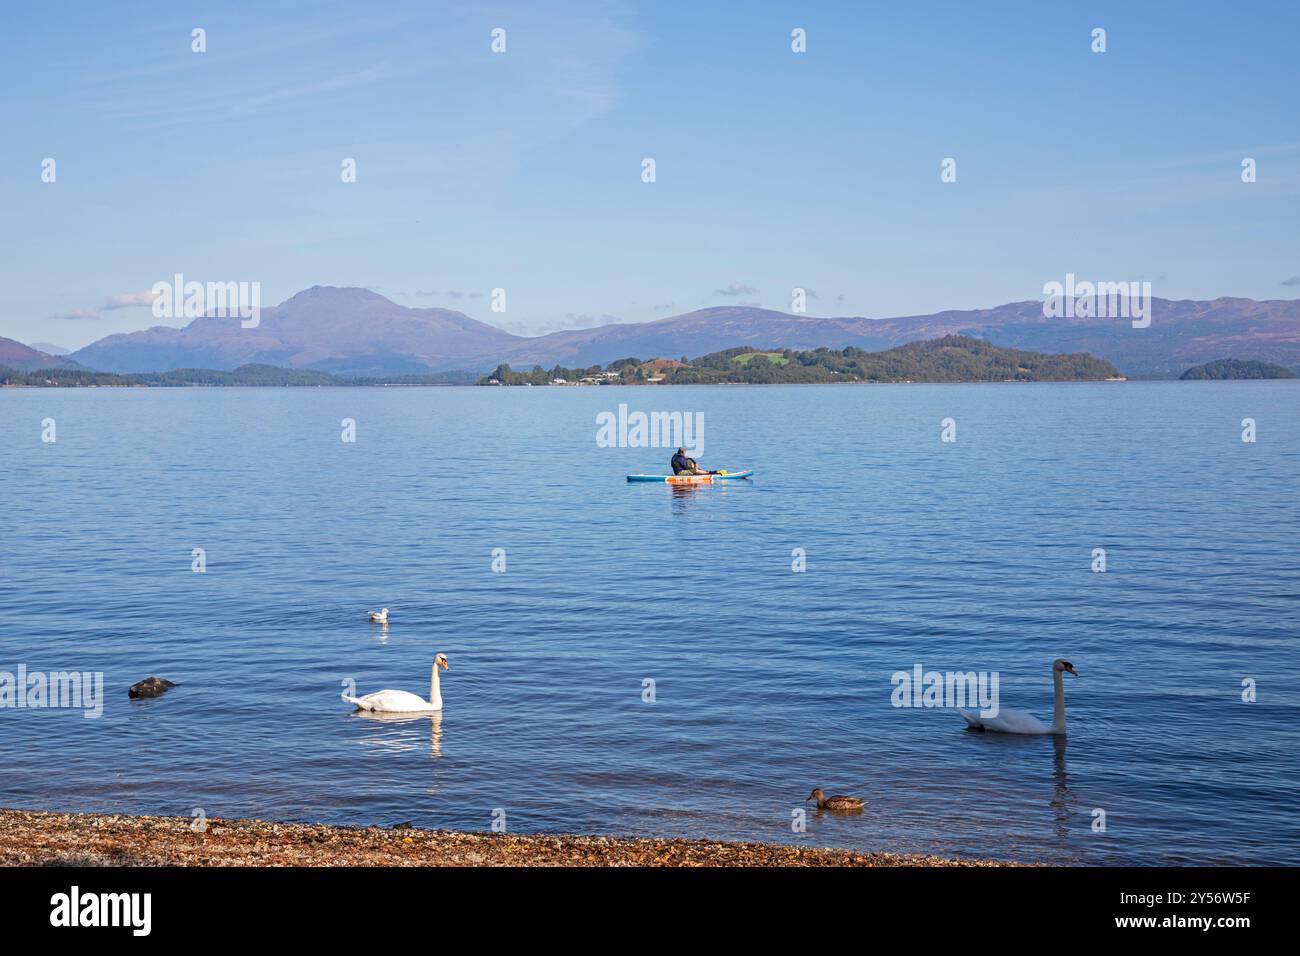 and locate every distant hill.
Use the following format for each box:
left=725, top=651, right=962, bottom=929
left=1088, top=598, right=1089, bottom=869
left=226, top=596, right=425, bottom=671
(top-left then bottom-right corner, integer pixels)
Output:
left=481, top=298, right=1300, bottom=378
left=481, top=336, right=1122, bottom=385
left=70, top=286, right=523, bottom=375
left=0, top=363, right=476, bottom=388
left=0, top=336, right=84, bottom=372
left=1180, top=358, right=1296, bottom=380
left=676, top=337, right=1123, bottom=384
left=48, top=287, right=1300, bottom=378
left=28, top=342, right=70, bottom=356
